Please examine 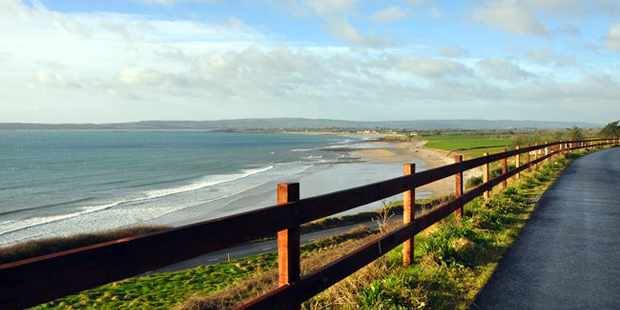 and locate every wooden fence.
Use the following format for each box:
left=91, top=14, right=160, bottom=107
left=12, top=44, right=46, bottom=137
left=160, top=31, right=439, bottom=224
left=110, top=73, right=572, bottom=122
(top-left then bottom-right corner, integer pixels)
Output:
left=1, top=139, right=618, bottom=310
